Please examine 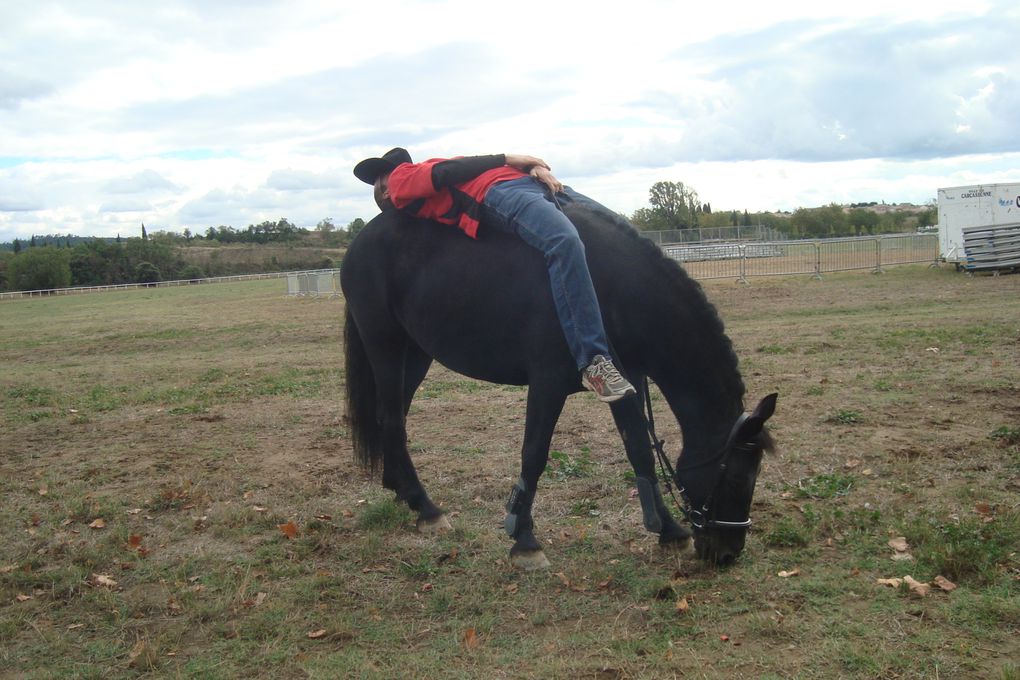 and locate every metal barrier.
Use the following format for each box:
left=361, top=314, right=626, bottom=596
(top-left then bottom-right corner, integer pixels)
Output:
left=284, top=270, right=342, bottom=298
left=670, top=234, right=938, bottom=282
